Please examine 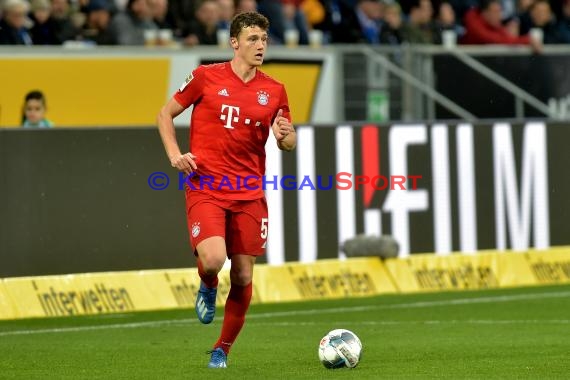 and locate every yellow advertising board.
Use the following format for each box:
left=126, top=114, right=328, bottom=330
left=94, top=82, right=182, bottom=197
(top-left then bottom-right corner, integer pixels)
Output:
left=151, top=268, right=263, bottom=308
left=2, top=270, right=209, bottom=319
left=524, top=247, right=570, bottom=284
left=0, top=257, right=394, bottom=320
left=254, top=257, right=397, bottom=302
left=384, top=251, right=537, bottom=293
left=3, top=273, right=141, bottom=318
left=2, top=250, right=569, bottom=321
left=0, top=281, right=17, bottom=320
left=0, top=58, right=170, bottom=127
